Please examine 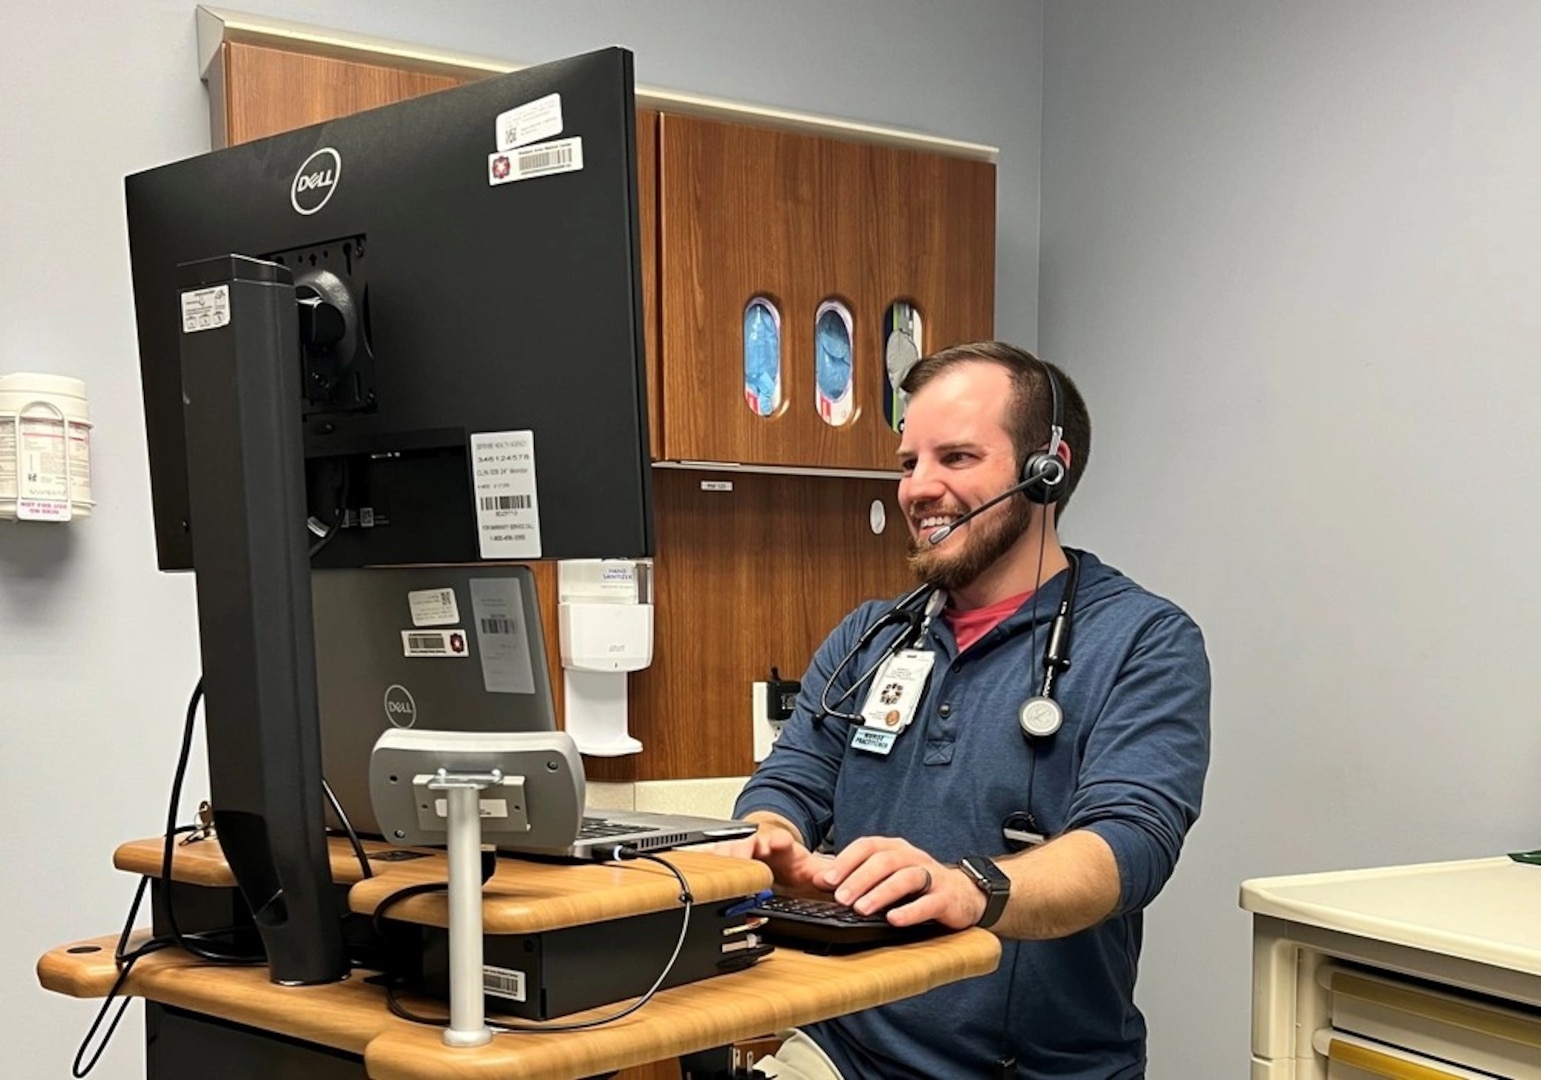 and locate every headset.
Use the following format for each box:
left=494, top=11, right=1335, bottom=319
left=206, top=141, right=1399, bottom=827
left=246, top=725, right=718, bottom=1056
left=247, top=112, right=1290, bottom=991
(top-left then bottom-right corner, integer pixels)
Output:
left=1018, top=354, right=1068, bottom=505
